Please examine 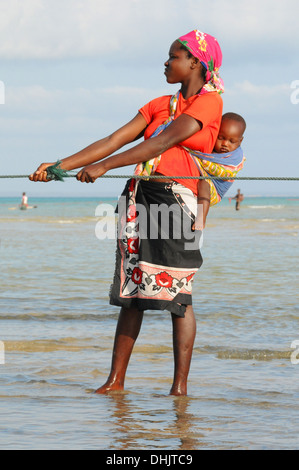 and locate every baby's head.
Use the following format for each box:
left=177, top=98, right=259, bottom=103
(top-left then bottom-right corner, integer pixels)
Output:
left=214, top=112, right=246, bottom=153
